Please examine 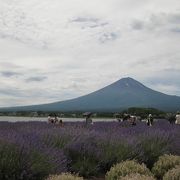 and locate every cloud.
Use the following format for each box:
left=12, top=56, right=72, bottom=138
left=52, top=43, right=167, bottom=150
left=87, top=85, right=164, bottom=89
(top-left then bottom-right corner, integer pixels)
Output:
left=0, top=62, right=23, bottom=69
left=71, top=17, right=99, bottom=23
left=131, top=20, right=144, bottom=30
left=25, top=76, right=47, bottom=82
left=0, top=71, right=21, bottom=77
left=171, top=27, right=180, bottom=33
left=0, top=86, right=67, bottom=107
left=0, top=0, right=180, bottom=107
left=99, top=32, right=119, bottom=43
left=131, top=12, right=180, bottom=35
left=0, top=88, right=23, bottom=97
left=71, top=16, right=109, bottom=29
